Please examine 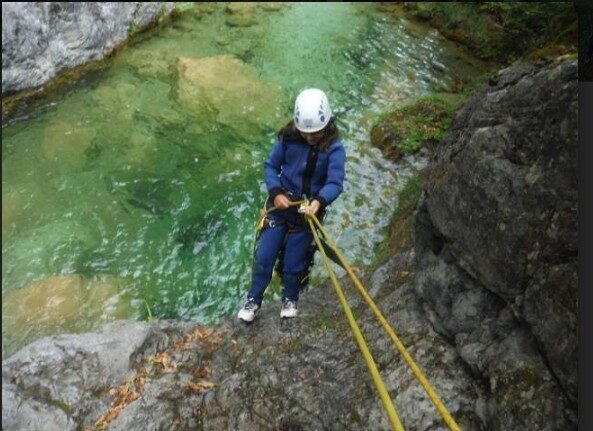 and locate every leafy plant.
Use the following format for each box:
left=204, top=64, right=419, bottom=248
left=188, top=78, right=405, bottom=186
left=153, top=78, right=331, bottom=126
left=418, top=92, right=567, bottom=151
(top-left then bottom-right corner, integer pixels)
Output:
left=144, top=299, right=154, bottom=322
left=371, top=93, right=463, bottom=161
